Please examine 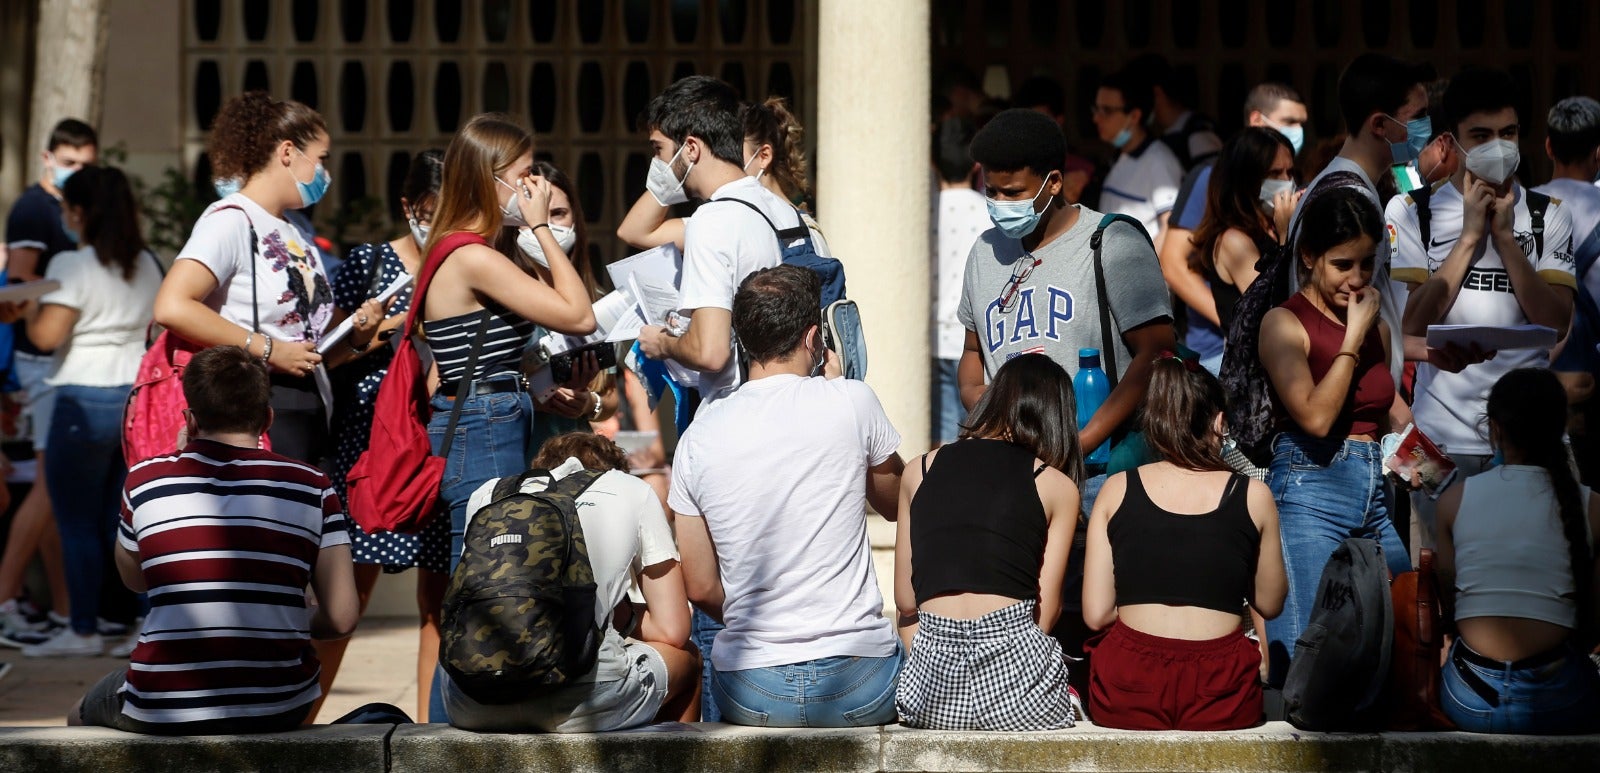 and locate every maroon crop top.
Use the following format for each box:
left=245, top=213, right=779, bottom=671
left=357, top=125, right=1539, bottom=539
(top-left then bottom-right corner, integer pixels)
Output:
left=1279, top=292, right=1395, bottom=438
